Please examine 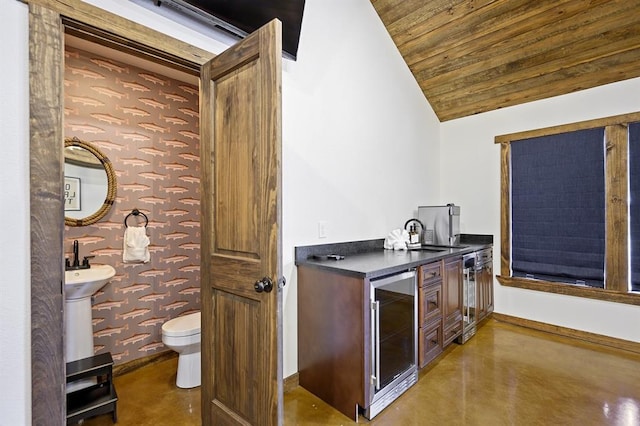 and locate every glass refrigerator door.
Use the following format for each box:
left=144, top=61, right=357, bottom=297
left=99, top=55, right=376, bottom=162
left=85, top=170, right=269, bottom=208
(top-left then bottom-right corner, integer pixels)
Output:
left=371, top=271, right=416, bottom=391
